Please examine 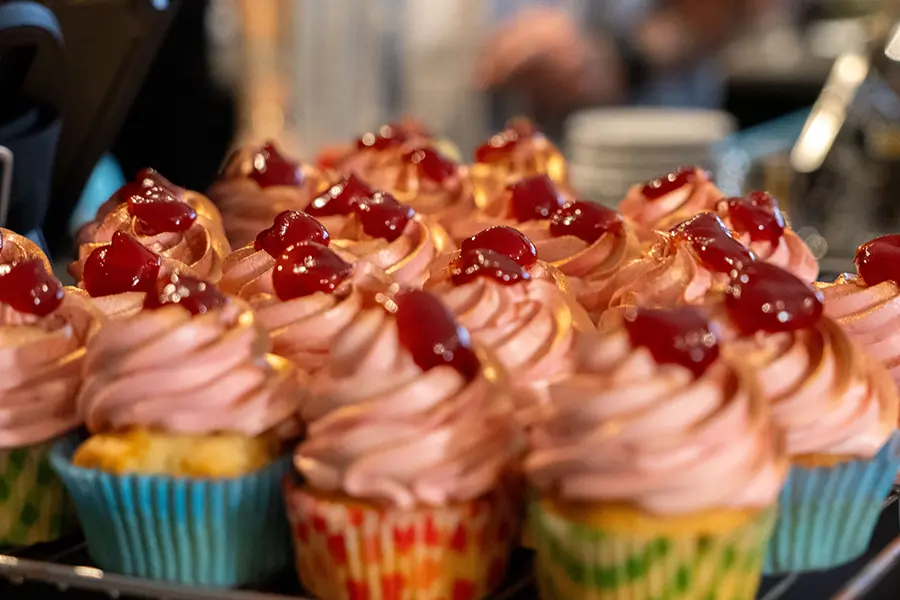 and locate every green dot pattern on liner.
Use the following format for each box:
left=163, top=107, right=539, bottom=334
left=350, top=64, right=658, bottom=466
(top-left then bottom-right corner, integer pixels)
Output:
left=0, top=438, right=77, bottom=547
left=530, top=502, right=776, bottom=600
